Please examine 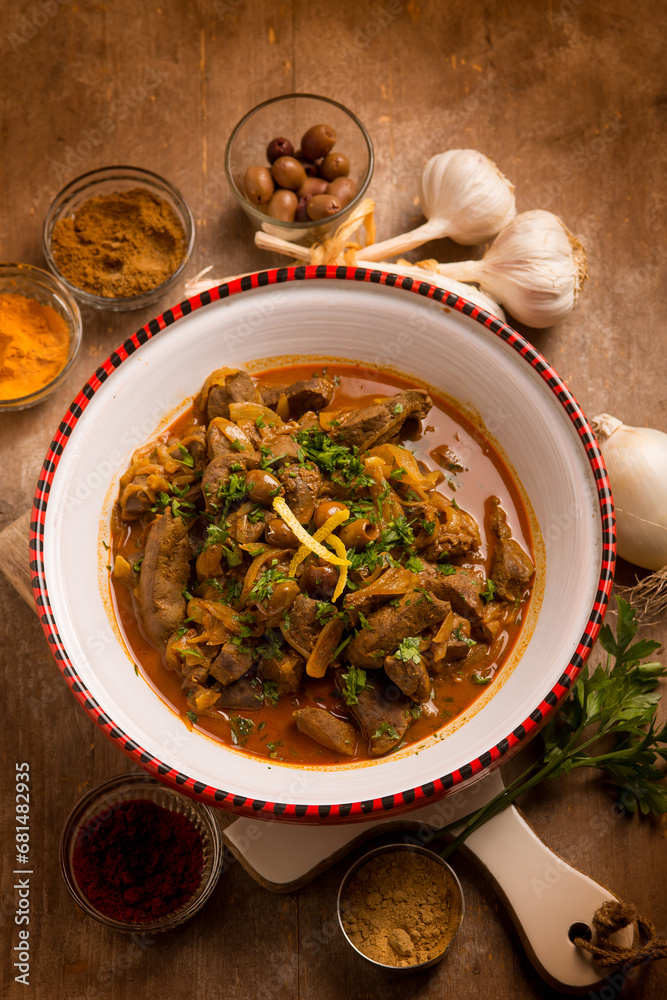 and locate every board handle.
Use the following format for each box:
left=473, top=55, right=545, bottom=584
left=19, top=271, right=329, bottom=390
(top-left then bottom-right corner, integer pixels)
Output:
left=459, top=775, right=634, bottom=993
